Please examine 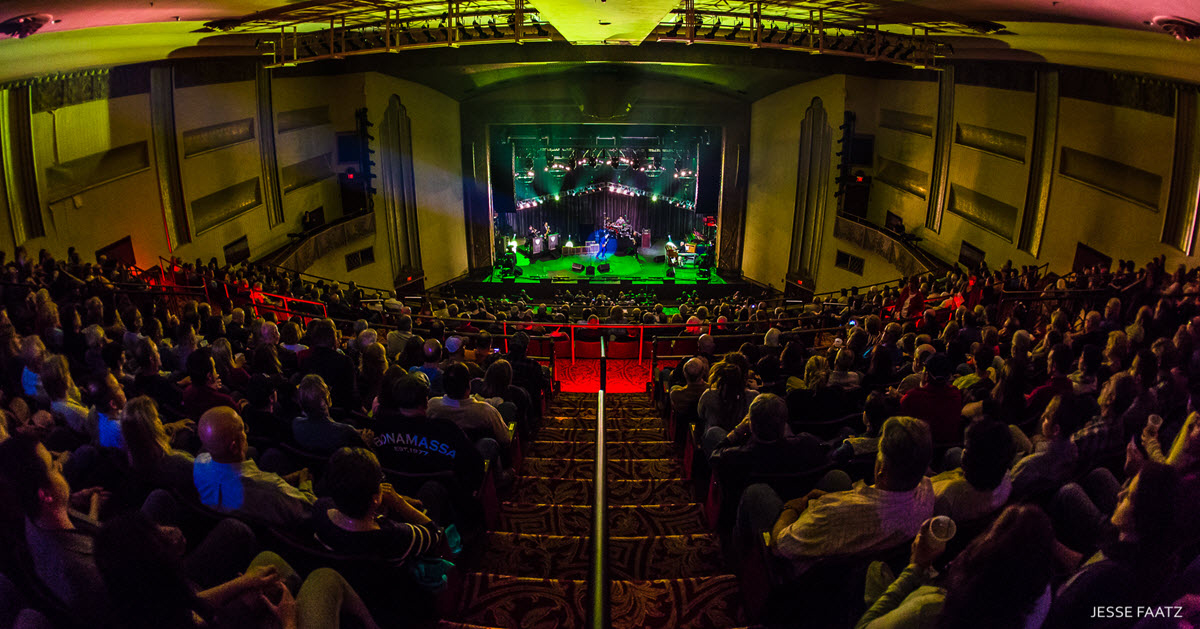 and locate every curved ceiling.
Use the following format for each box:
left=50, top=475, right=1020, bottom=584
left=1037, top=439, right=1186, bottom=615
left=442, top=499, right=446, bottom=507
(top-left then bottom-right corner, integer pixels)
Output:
left=0, top=0, right=1197, bottom=86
